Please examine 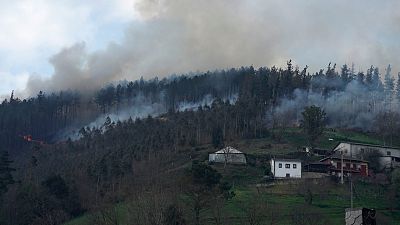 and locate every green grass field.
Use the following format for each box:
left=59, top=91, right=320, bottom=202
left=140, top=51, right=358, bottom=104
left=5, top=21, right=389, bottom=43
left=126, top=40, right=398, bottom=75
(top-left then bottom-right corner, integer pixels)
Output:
left=65, top=179, right=400, bottom=225
left=64, top=128, right=400, bottom=225
left=231, top=127, right=391, bottom=157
